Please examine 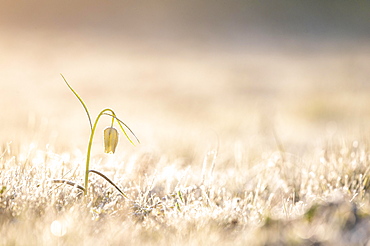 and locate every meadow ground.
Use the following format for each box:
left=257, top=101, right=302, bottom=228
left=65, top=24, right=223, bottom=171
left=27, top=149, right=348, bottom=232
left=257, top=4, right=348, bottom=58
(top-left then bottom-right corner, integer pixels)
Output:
left=1, top=31, right=370, bottom=245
